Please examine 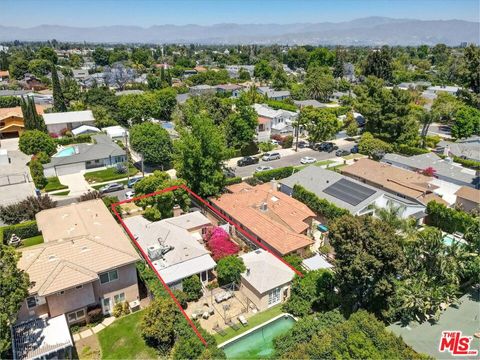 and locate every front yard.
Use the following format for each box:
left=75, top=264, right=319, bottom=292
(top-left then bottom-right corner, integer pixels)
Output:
left=84, top=165, right=138, bottom=183
left=19, top=235, right=44, bottom=248
left=97, top=310, right=159, bottom=359
left=44, top=177, right=68, bottom=192
left=213, top=305, right=284, bottom=344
